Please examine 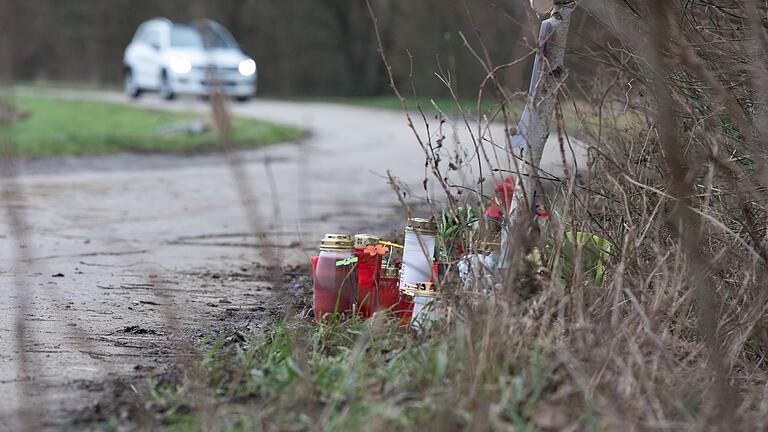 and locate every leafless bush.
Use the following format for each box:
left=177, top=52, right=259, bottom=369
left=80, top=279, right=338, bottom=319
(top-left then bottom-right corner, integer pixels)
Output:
left=364, top=0, right=768, bottom=429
